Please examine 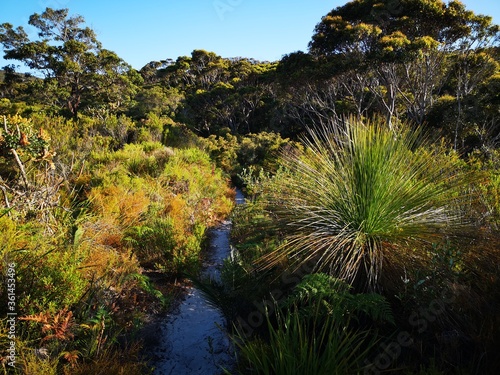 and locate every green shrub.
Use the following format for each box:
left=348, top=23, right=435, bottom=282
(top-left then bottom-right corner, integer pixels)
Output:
left=233, top=299, right=378, bottom=375
left=202, top=131, right=299, bottom=182
left=0, top=109, right=235, bottom=374
left=283, top=274, right=394, bottom=325
left=260, top=117, right=469, bottom=291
